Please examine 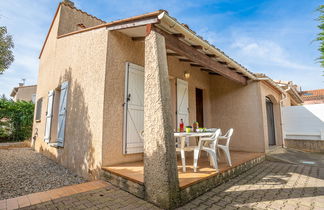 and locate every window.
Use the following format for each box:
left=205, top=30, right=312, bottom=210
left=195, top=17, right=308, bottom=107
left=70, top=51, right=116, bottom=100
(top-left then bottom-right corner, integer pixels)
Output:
left=35, top=97, right=43, bottom=122
left=31, top=94, right=36, bottom=104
